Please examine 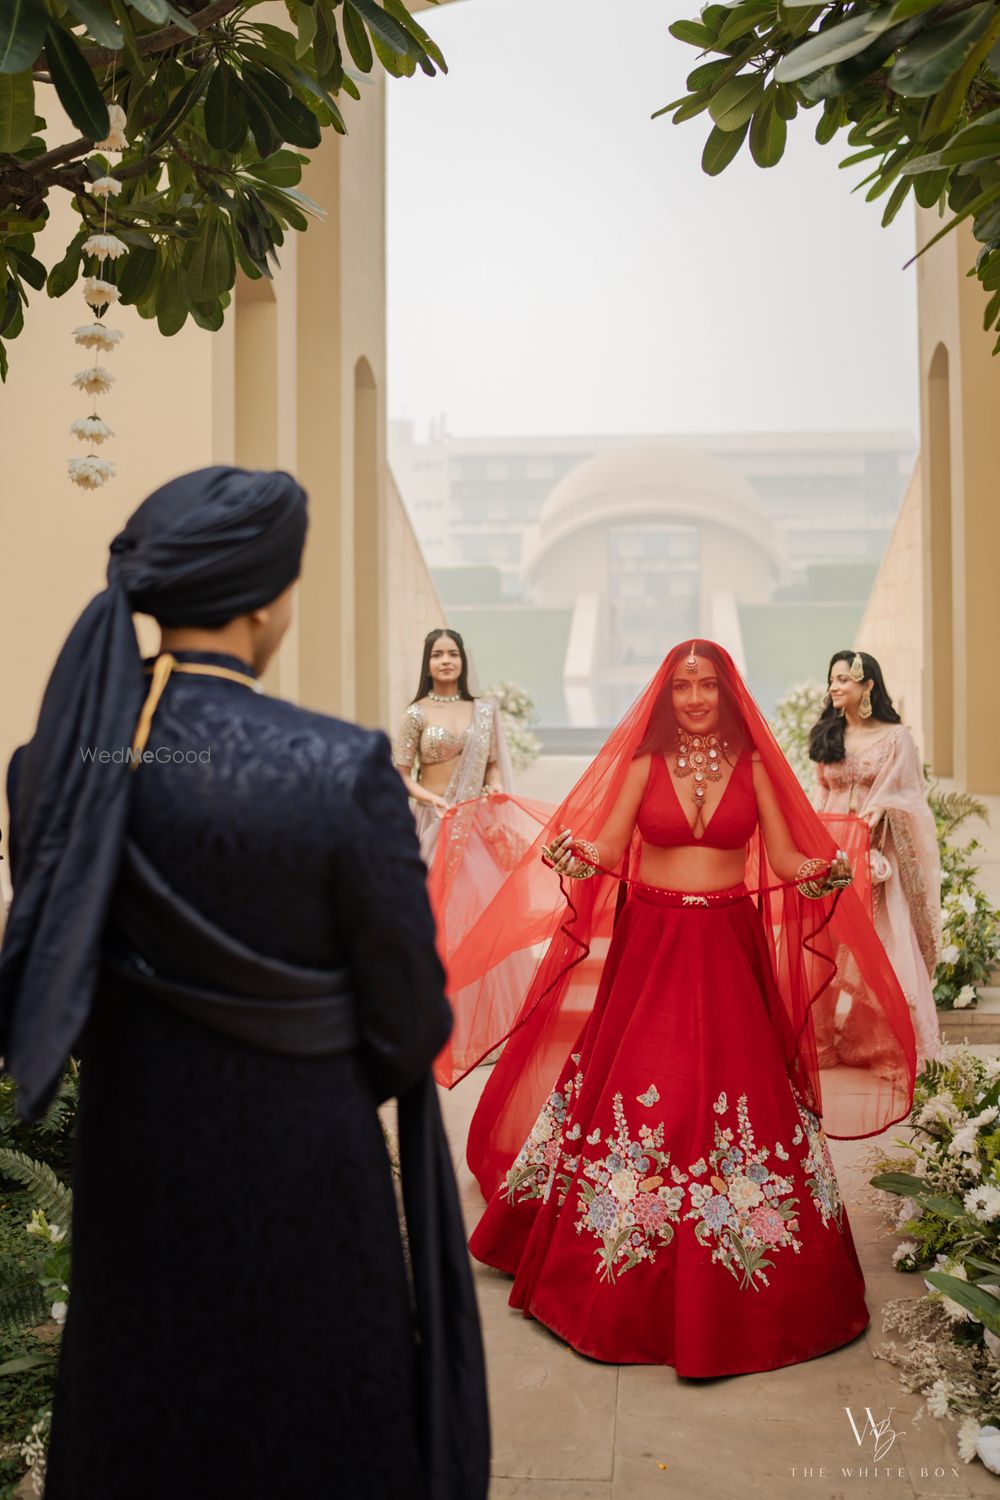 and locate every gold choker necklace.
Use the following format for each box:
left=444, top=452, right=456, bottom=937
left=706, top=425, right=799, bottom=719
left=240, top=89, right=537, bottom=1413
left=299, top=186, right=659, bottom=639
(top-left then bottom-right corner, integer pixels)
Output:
left=673, top=730, right=726, bottom=810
